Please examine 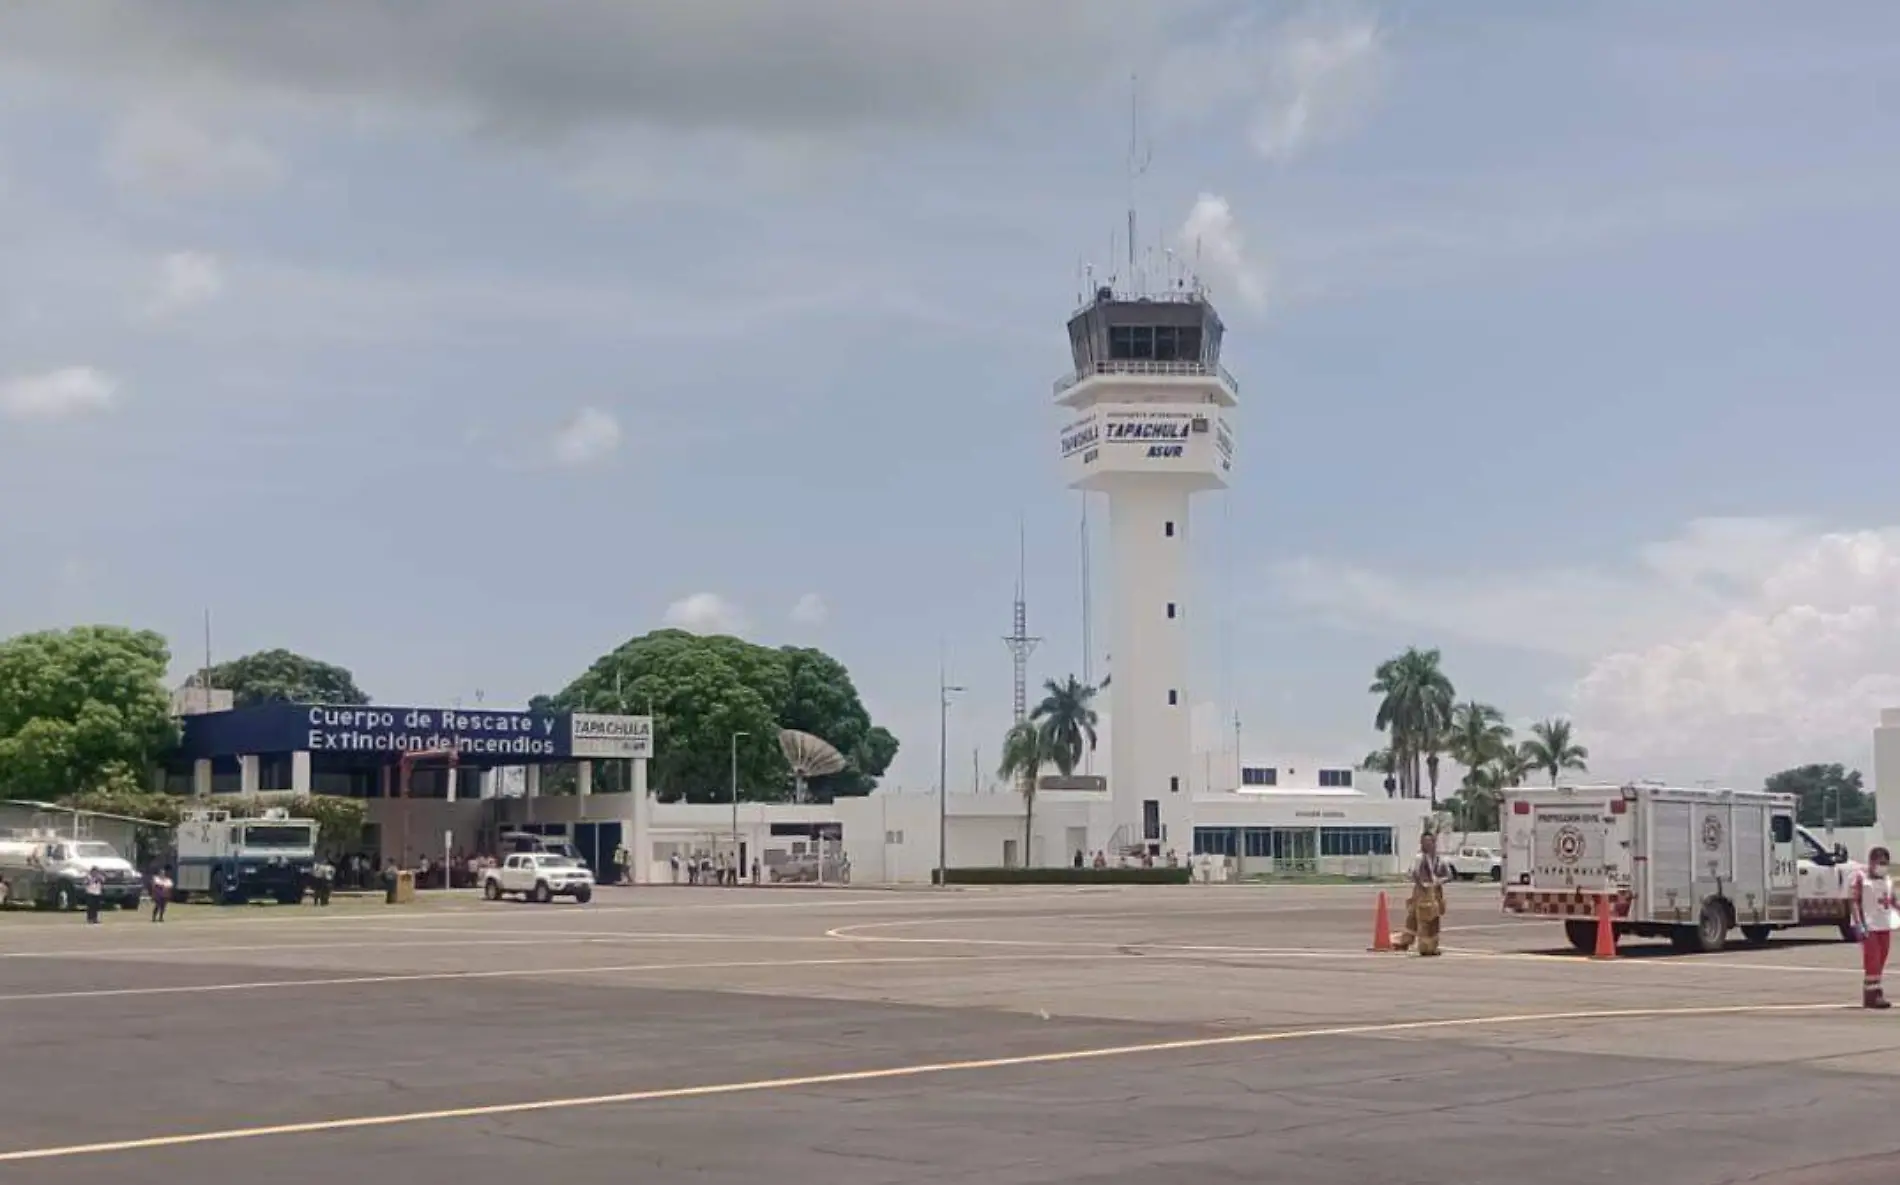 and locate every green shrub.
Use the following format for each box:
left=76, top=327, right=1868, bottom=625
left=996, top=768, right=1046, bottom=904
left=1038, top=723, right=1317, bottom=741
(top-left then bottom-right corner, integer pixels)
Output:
left=932, top=867, right=1192, bottom=885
